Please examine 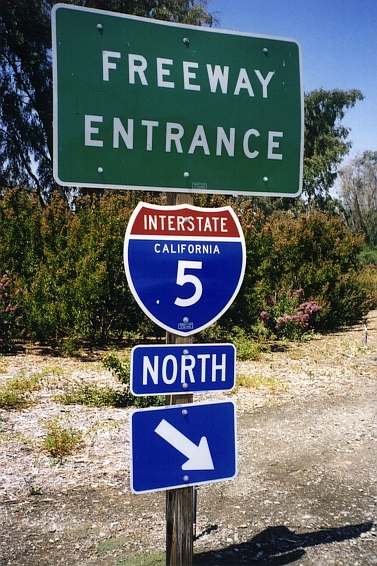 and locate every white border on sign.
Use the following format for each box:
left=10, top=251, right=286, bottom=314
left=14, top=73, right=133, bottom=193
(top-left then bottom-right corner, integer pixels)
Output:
left=123, top=202, right=247, bottom=337
left=51, top=3, right=304, bottom=198
left=130, top=343, right=236, bottom=396
left=129, top=399, right=238, bottom=494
